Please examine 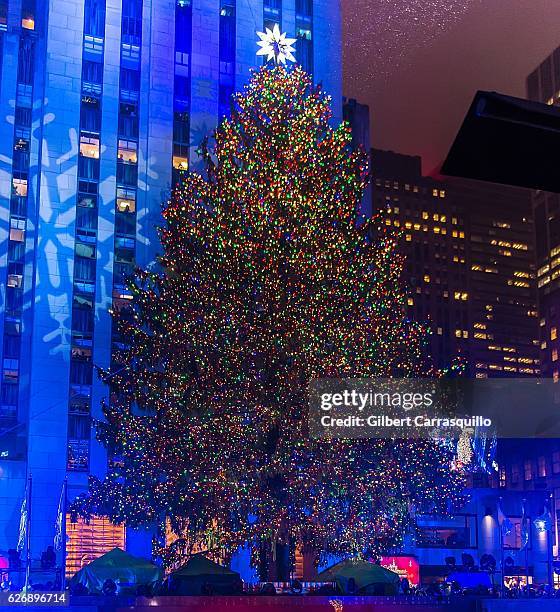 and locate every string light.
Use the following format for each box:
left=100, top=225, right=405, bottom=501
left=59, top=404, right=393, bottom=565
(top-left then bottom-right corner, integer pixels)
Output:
left=72, top=64, right=465, bottom=568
